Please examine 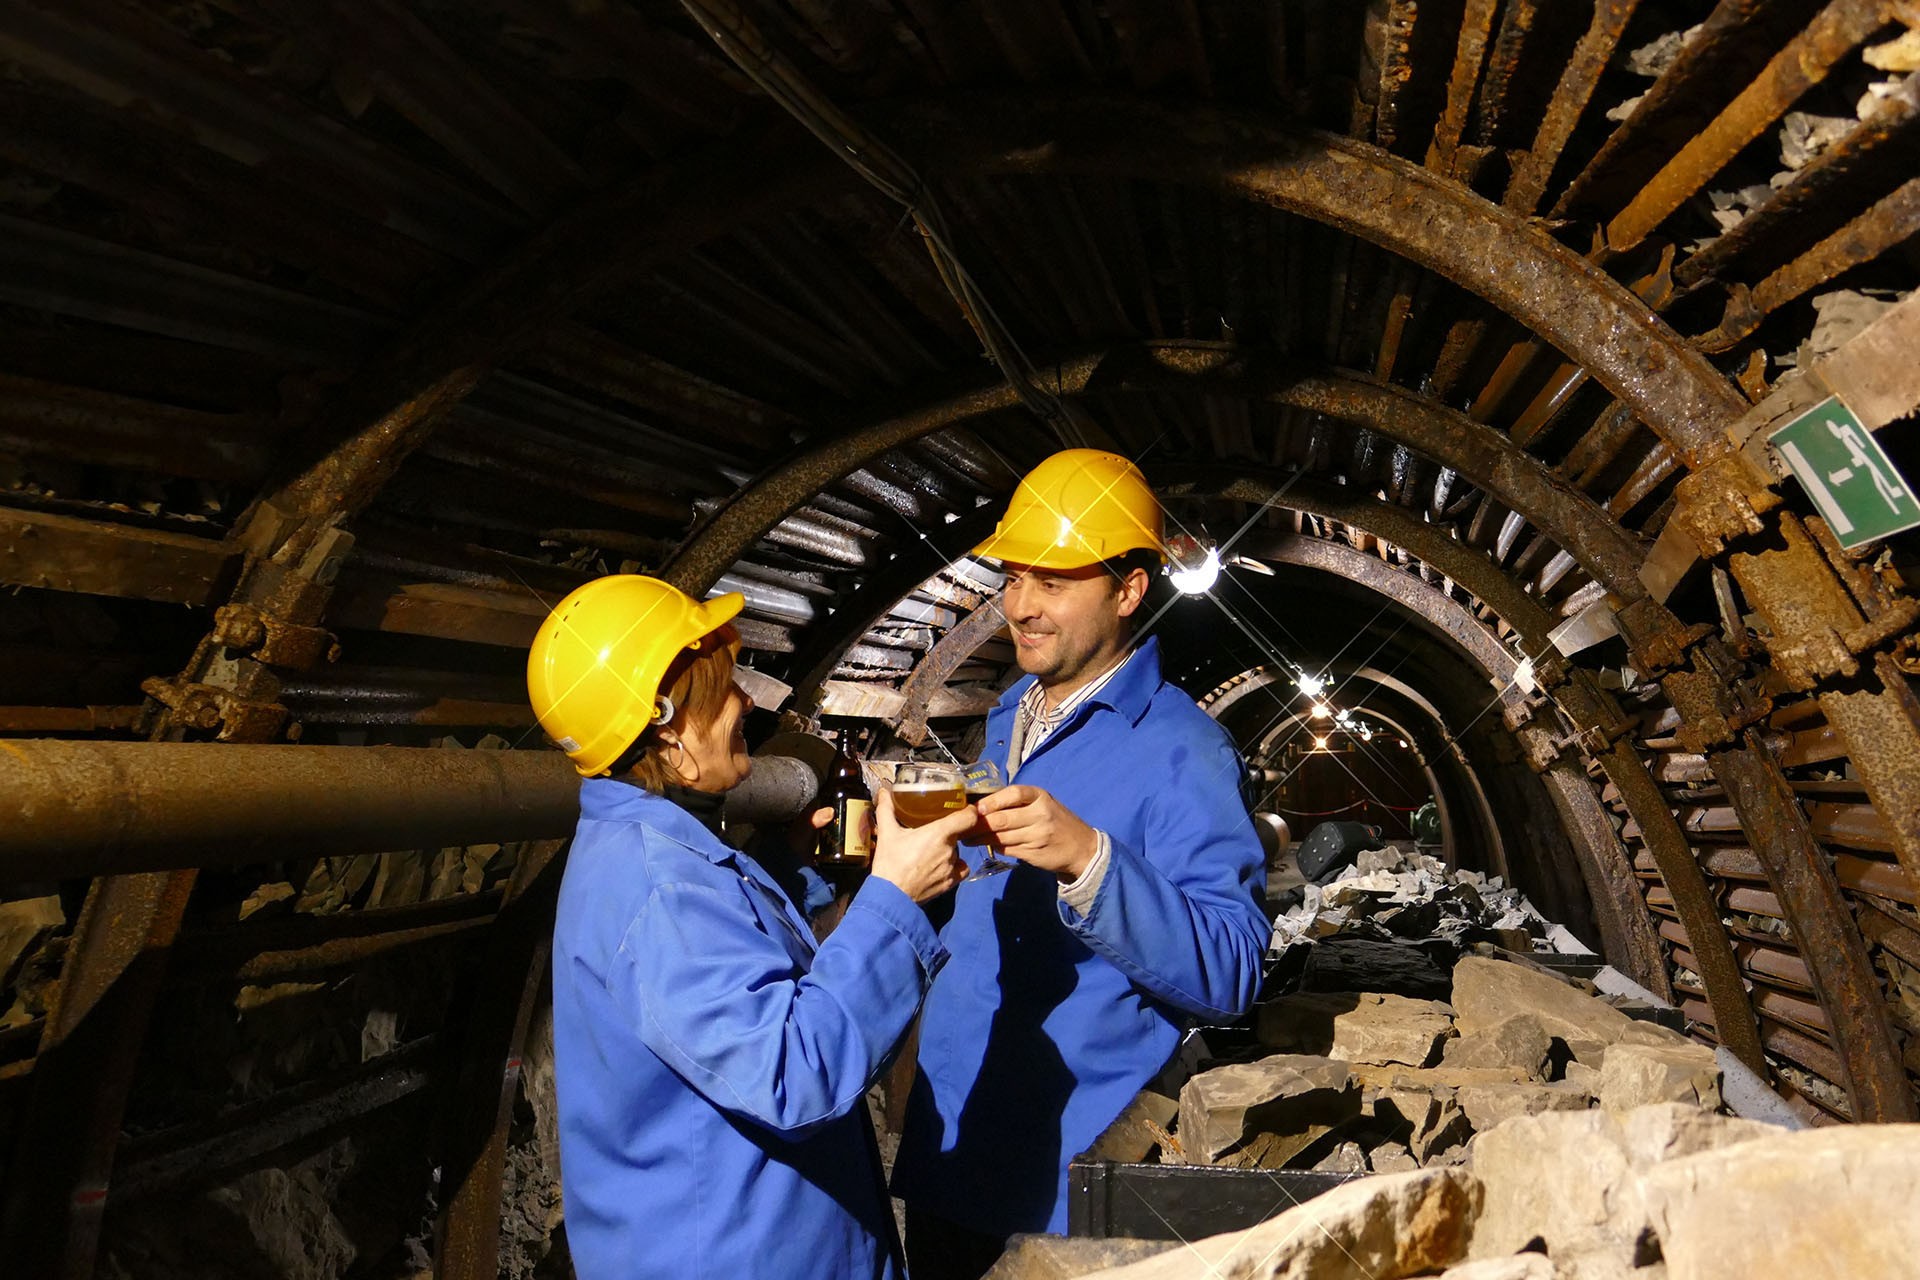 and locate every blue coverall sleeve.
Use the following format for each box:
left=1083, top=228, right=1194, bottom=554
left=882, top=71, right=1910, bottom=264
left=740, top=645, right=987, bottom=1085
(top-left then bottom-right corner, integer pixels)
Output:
left=613, top=874, right=946, bottom=1137
left=1059, top=734, right=1268, bottom=1021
